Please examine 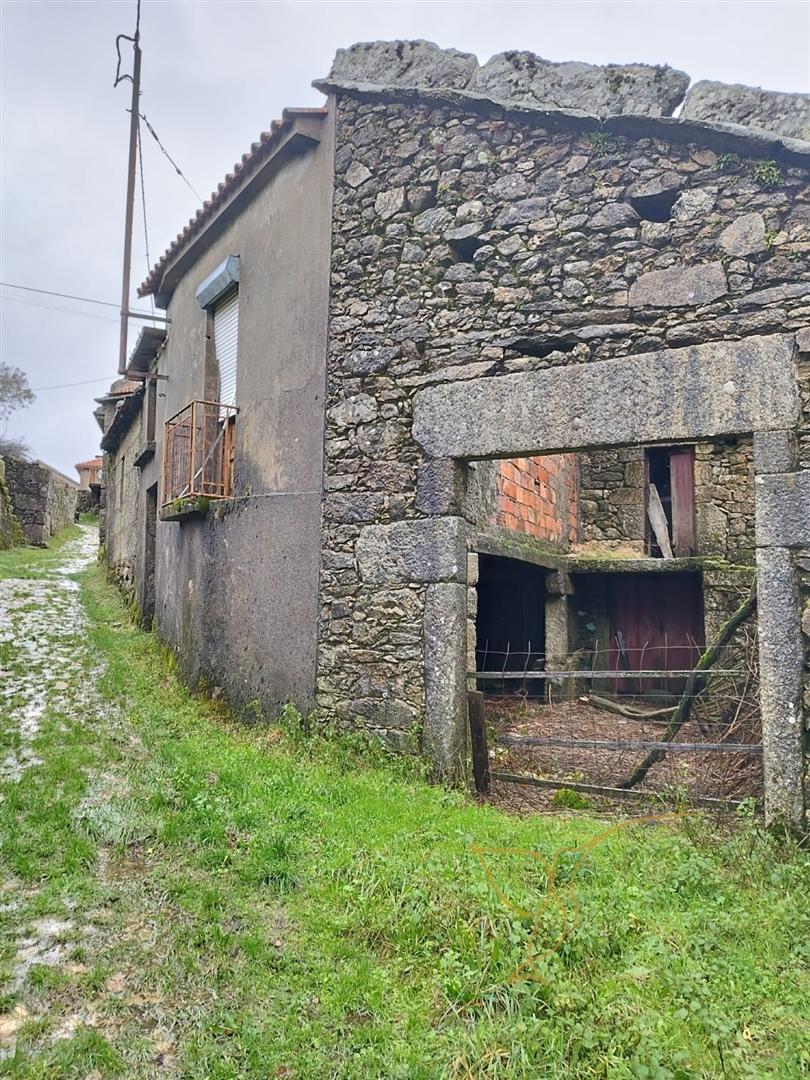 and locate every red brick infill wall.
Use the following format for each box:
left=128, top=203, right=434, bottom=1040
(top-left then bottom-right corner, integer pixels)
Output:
left=497, top=454, right=578, bottom=545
